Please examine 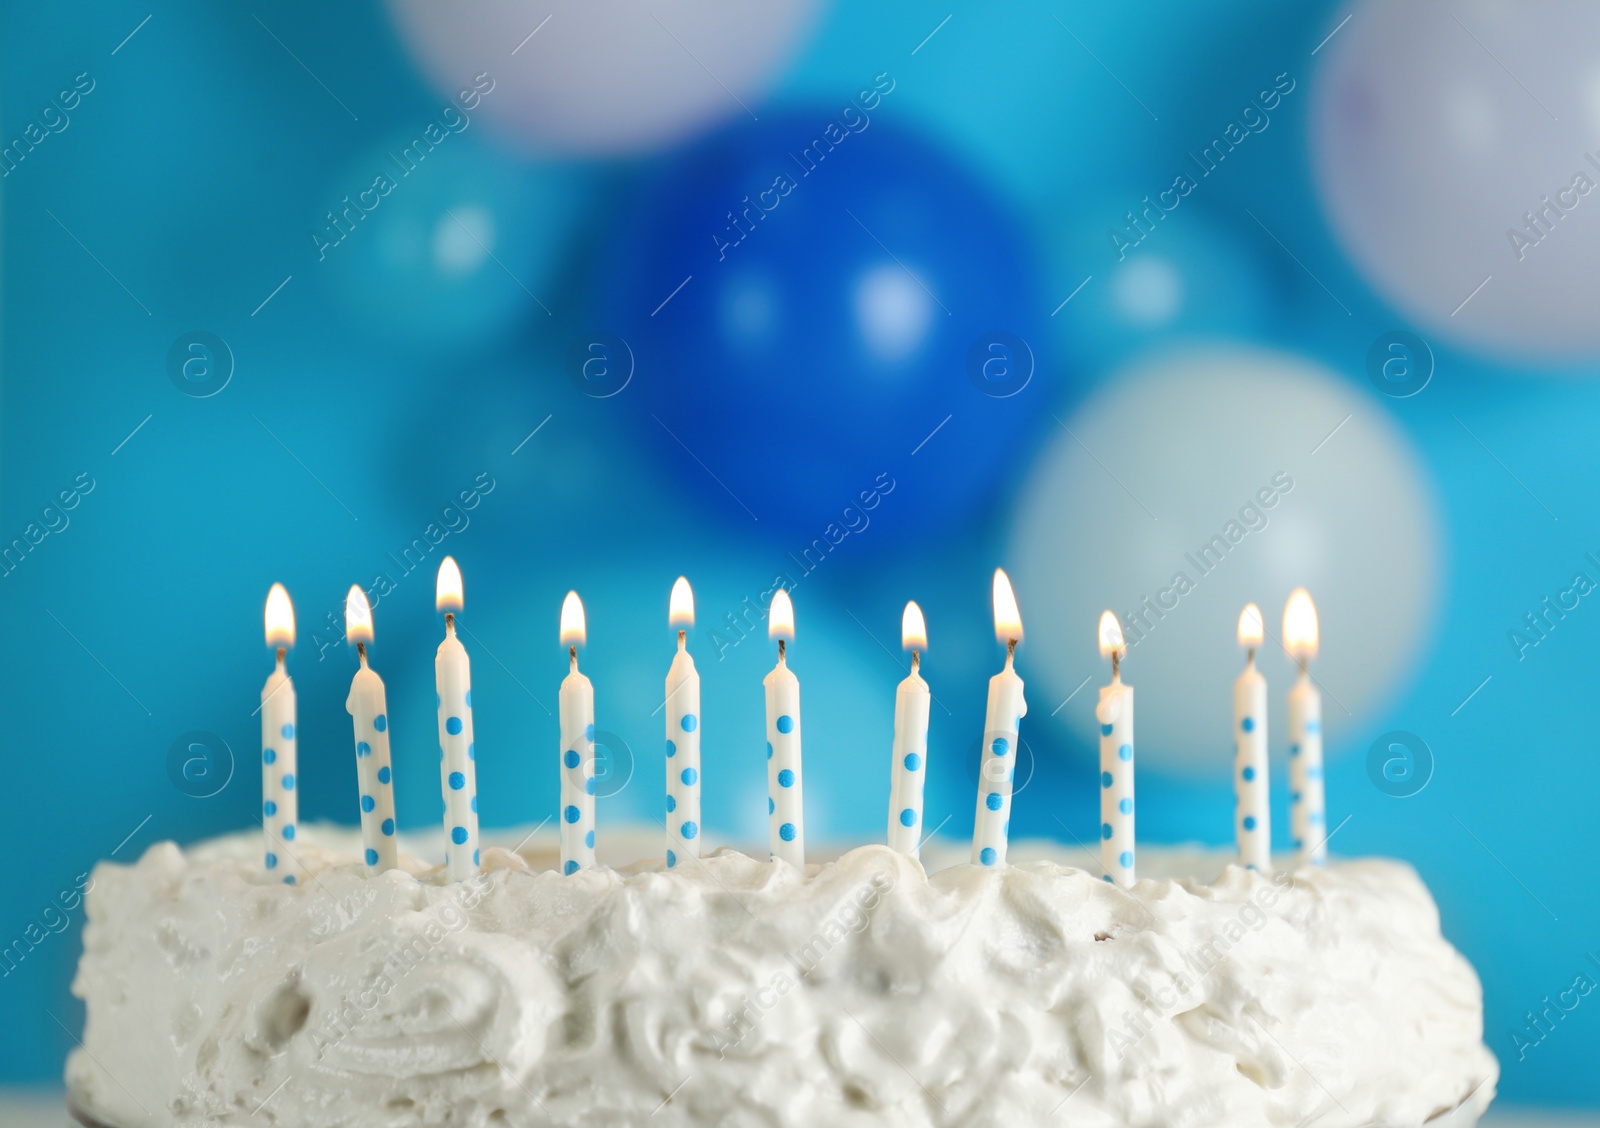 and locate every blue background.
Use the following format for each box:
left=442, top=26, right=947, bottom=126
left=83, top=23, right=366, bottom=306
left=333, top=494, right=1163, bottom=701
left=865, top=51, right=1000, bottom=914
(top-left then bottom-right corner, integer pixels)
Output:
left=2, top=0, right=1596, bottom=1109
